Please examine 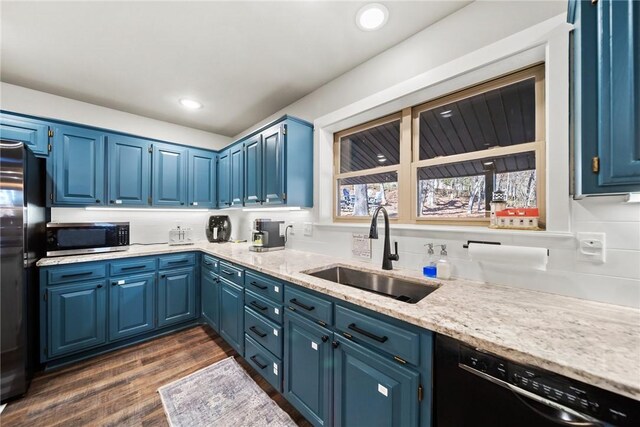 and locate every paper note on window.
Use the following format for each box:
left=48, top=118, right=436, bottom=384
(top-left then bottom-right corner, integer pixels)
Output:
left=352, top=233, right=371, bottom=258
